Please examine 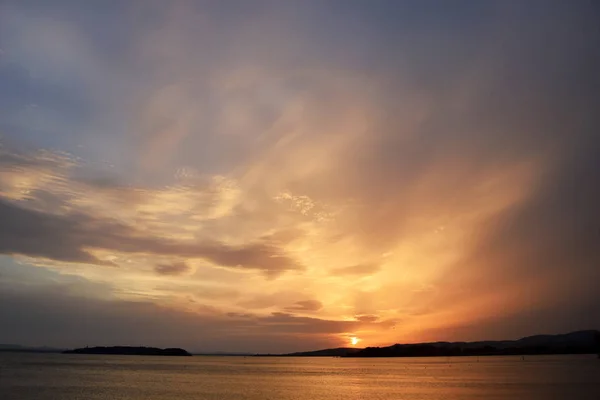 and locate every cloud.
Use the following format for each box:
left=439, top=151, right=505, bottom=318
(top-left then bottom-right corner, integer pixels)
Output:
left=0, top=272, right=364, bottom=353
left=331, top=263, right=380, bottom=276
left=0, top=196, right=302, bottom=276
left=0, top=197, right=120, bottom=265
left=192, top=241, right=302, bottom=277
left=256, top=312, right=357, bottom=335
left=355, top=315, right=379, bottom=323
left=237, top=291, right=305, bottom=310
left=0, top=146, right=304, bottom=277
left=285, top=299, right=323, bottom=312
left=154, top=262, right=190, bottom=276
